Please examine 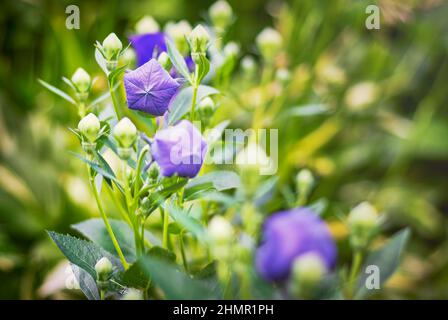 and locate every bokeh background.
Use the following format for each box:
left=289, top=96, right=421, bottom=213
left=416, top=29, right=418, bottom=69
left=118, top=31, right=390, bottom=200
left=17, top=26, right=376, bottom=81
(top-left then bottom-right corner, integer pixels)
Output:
left=1, top=0, right=448, bottom=299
